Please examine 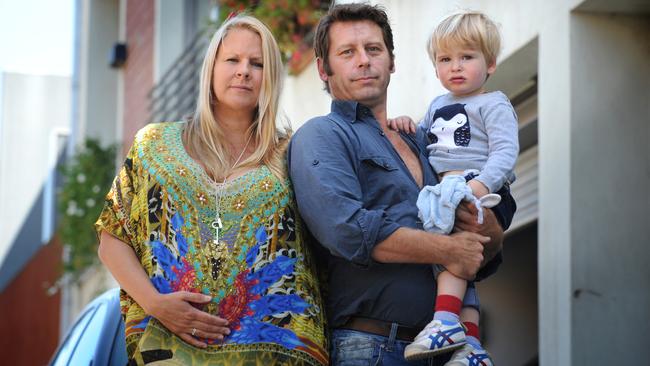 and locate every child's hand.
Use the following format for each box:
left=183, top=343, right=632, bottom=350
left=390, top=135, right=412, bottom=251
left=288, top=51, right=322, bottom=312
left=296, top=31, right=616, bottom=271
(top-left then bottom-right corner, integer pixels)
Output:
left=387, top=115, right=416, bottom=134
left=467, top=179, right=490, bottom=198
